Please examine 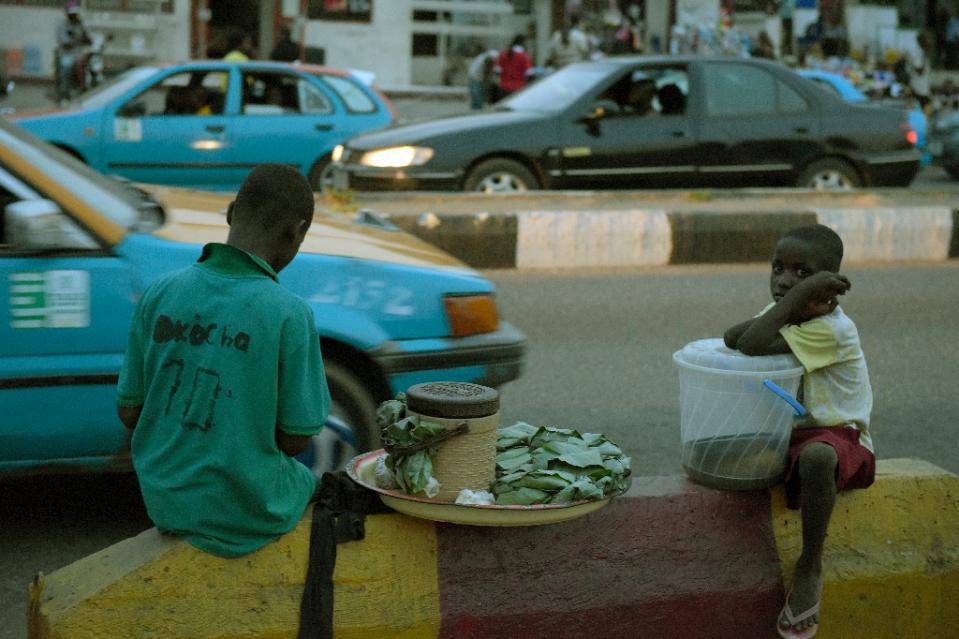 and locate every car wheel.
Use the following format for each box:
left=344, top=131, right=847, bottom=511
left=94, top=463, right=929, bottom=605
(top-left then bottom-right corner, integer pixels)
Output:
left=307, top=157, right=335, bottom=193
left=464, top=158, right=540, bottom=193
left=797, top=158, right=861, bottom=190
left=295, top=359, right=380, bottom=478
